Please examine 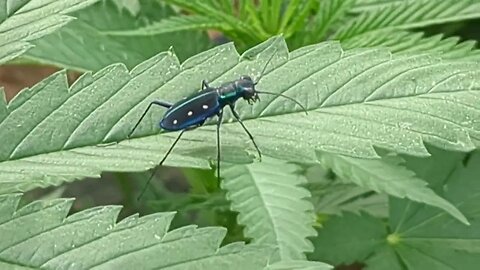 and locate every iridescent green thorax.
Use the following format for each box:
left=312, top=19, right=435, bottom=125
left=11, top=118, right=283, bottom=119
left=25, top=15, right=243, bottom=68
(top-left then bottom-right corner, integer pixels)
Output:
left=217, top=76, right=256, bottom=106
left=218, top=82, right=245, bottom=105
